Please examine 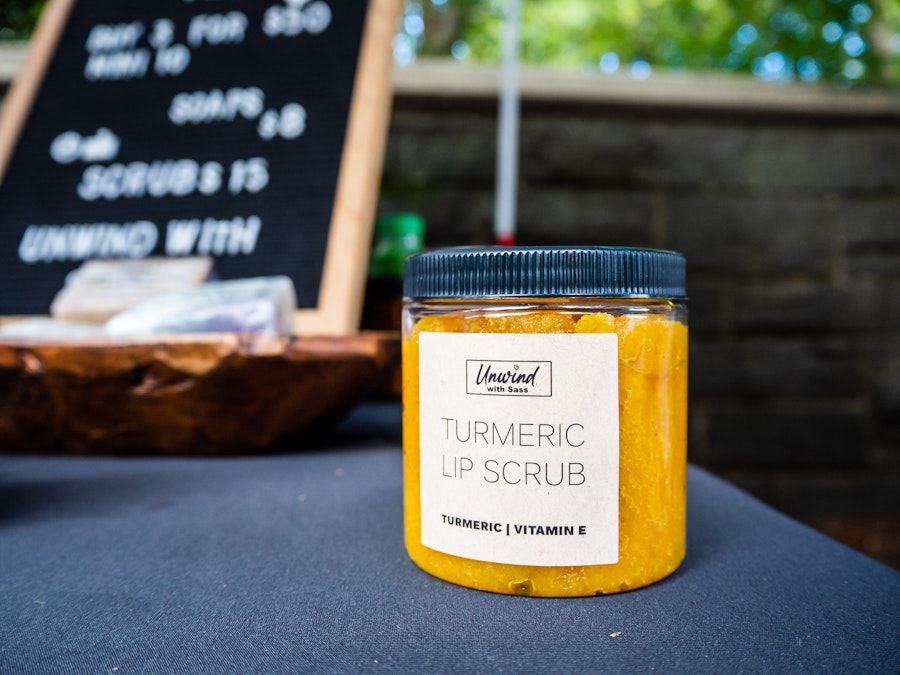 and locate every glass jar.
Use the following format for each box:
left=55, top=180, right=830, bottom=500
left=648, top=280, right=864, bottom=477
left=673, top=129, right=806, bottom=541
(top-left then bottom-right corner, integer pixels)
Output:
left=401, top=246, right=688, bottom=597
